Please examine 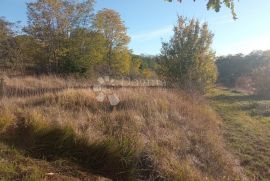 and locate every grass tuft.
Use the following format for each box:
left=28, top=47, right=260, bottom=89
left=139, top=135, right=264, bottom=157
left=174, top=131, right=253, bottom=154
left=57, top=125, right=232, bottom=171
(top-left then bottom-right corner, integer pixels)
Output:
left=1, top=113, right=137, bottom=180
